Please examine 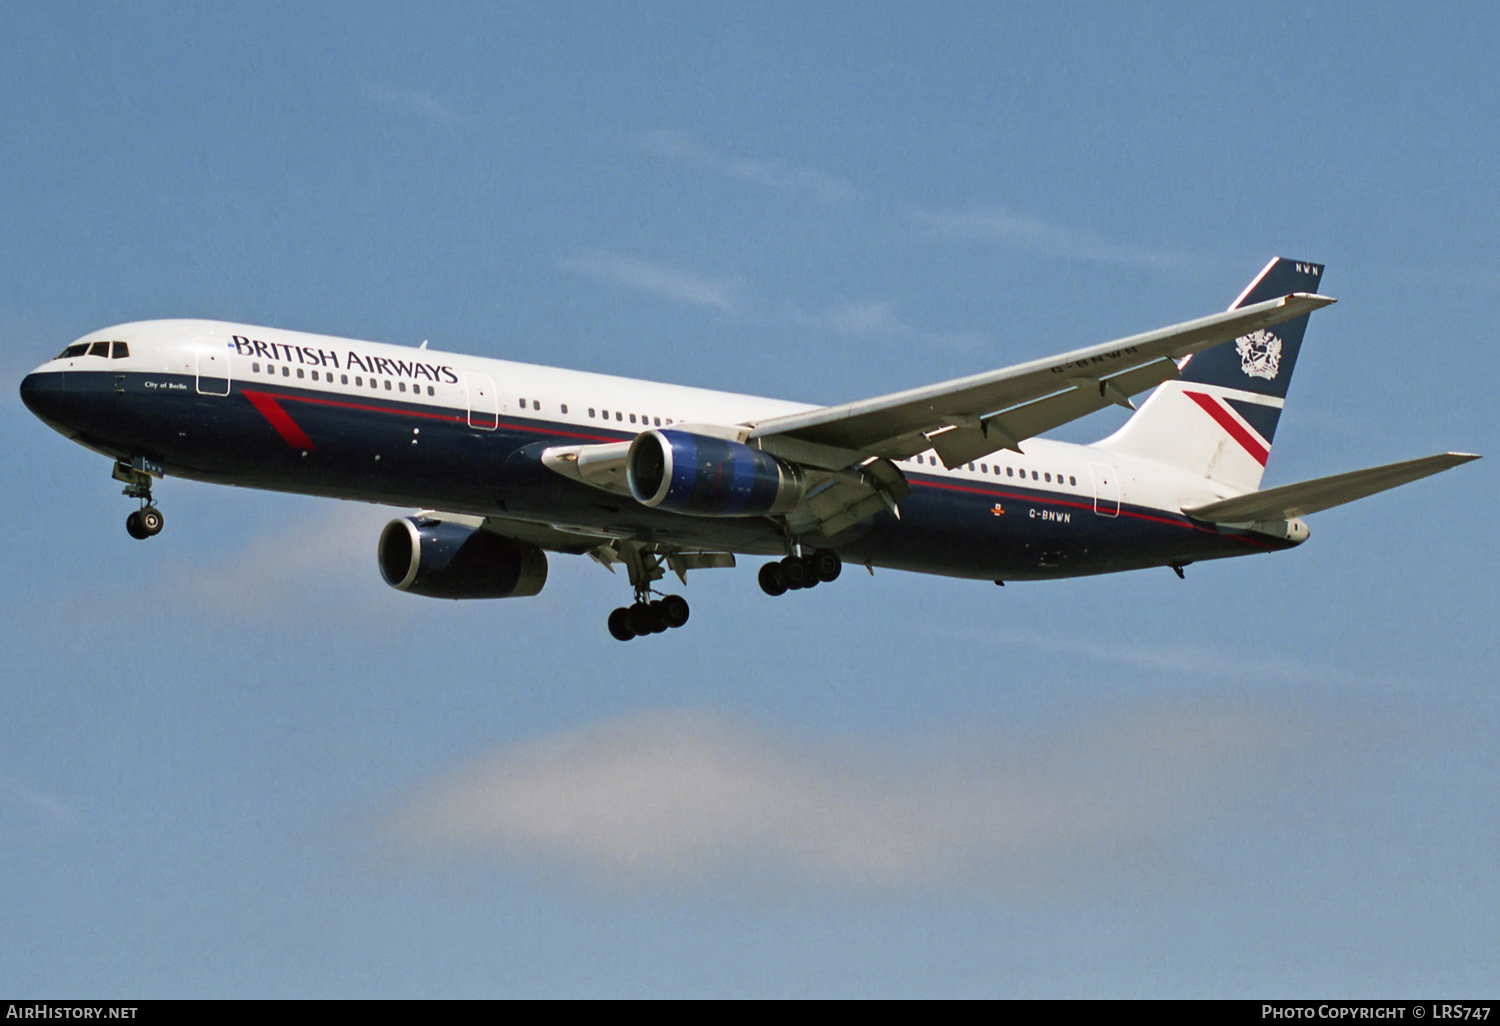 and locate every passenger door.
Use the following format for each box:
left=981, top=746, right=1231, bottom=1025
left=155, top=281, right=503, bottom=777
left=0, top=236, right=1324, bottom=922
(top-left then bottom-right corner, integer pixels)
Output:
left=466, top=373, right=499, bottom=430
left=1089, top=462, right=1120, bottom=517
left=195, top=348, right=231, bottom=396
